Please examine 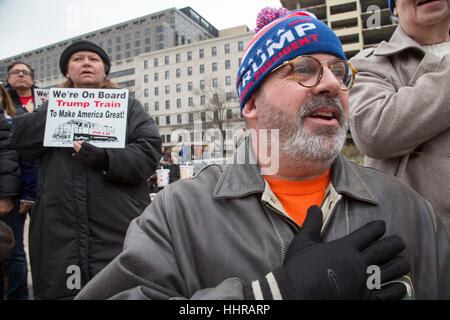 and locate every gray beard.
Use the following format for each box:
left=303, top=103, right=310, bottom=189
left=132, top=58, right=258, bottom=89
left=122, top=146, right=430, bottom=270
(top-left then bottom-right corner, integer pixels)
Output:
left=282, top=96, right=349, bottom=165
